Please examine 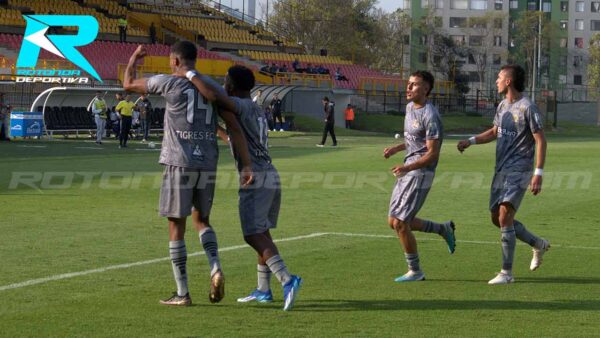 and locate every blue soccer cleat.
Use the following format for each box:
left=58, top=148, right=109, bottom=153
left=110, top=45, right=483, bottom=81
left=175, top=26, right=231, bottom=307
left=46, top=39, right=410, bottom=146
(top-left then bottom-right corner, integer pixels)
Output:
left=283, top=275, right=303, bottom=311
left=394, top=270, right=426, bottom=282
left=444, top=221, right=457, bottom=254
left=236, top=289, right=273, bottom=303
